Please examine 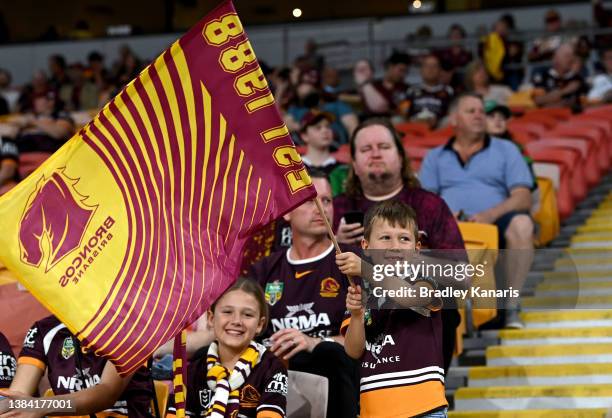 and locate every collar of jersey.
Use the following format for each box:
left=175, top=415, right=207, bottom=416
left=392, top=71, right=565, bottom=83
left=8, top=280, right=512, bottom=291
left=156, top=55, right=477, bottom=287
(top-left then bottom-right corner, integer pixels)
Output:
left=286, top=243, right=335, bottom=265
